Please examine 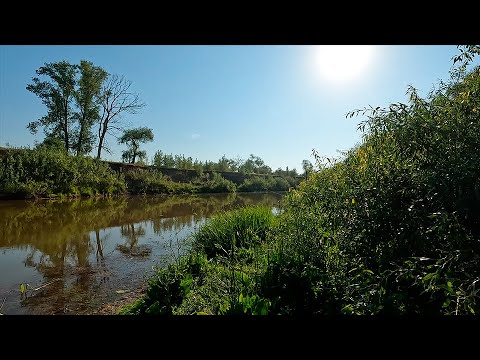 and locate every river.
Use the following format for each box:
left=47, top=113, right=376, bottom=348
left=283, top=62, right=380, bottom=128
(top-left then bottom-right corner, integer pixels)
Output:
left=0, top=192, right=284, bottom=315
